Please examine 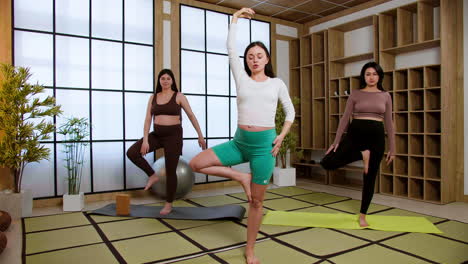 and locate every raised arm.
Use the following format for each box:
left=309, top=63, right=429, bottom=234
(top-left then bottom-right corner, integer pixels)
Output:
left=271, top=81, right=295, bottom=157
left=228, top=8, right=254, bottom=83
left=178, top=93, right=206, bottom=150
